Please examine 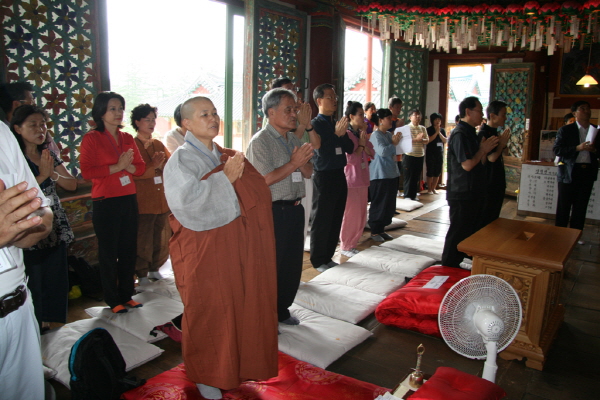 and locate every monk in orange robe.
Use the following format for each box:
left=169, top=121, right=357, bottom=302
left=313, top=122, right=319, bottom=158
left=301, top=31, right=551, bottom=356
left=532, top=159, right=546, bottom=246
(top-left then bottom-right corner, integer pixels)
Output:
left=164, top=96, right=278, bottom=399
